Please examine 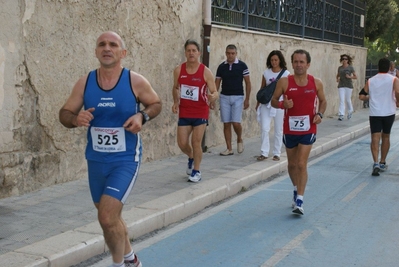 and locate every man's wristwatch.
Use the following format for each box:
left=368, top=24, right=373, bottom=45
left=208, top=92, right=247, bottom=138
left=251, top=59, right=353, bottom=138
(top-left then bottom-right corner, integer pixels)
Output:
left=316, top=112, right=323, bottom=119
left=139, top=111, right=150, bottom=125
